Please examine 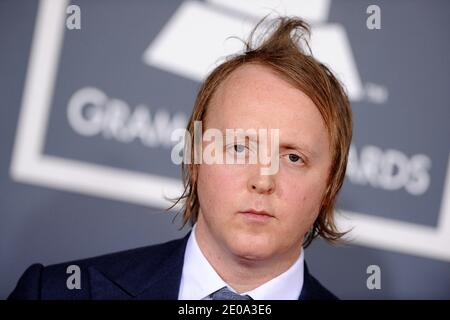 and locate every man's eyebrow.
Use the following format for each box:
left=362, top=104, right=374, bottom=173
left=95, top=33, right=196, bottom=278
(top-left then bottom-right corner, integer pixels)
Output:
left=279, top=142, right=316, bottom=158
